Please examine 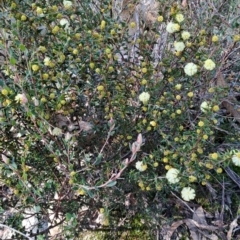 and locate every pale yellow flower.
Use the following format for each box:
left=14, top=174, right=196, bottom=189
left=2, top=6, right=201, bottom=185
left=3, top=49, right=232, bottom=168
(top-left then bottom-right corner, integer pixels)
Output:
left=52, top=127, right=62, bottom=136
left=174, top=41, right=185, bottom=51
left=232, top=152, right=240, bottom=167
left=60, top=18, right=70, bottom=30
left=157, top=16, right=164, bottom=22
left=189, top=175, right=197, bottom=182
left=36, top=7, right=44, bottom=16
left=175, top=14, right=184, bottom=23
left=15, top=93, right=28, bottom=104
left=184, top=63, right=197, bottom=76
left=63, top=0, right=72, bottom=9
left=200, top=101, right=210, bottom=113
left=166, top=22, right=180, bottom=33
left=204, top=59, right=216, bottom=70
left=44, top=57, right=51, bottom=66
left=135, top=161, right=147, bottom=172
left=166, top=168, right=180, bottom=184
left=139, top=92, right=150, bottom=105
left=181, top=187, right=196, bottom=201
left=212, top=35, right=219, bottom=42
left=175, top=84, right=182, bottom=90
left=96, top=209, right=110, bottom=226
left=181, top=31, right=191, bottom=40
